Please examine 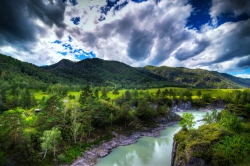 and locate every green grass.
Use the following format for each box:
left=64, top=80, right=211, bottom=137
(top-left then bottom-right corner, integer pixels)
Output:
left=34, top=88, right=244, bottom=101
left=33, top=90, right=49, bottom=100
